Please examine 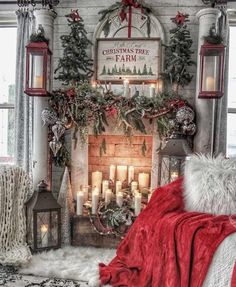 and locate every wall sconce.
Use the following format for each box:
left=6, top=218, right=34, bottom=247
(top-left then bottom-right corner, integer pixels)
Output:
left=158, top=135, right=192, bottom=186
left=198, top=42, right=225, bottom=99
left=25, top=41, right=51, bottom=96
